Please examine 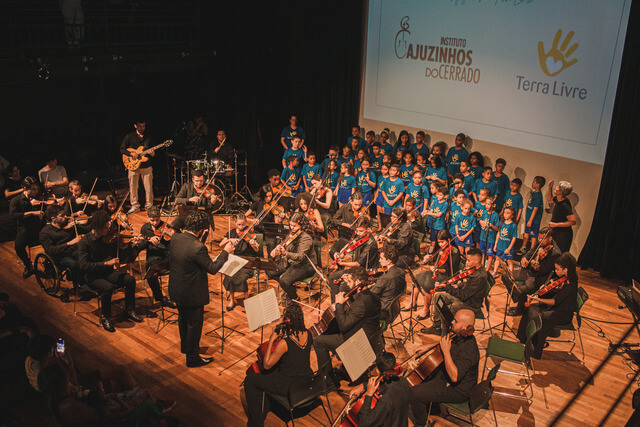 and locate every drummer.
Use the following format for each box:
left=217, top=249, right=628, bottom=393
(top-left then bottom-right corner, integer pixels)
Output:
left=171, top=170, right=219, bottom=232
left=210, top=129, right=235, bottom=165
